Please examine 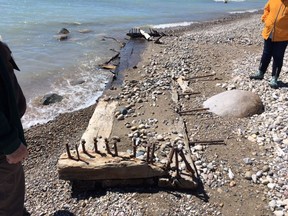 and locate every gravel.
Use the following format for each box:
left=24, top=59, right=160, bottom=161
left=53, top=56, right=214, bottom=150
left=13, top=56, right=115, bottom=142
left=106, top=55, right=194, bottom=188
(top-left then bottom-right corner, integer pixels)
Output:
left=23, top=12, right=287, bottom=216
